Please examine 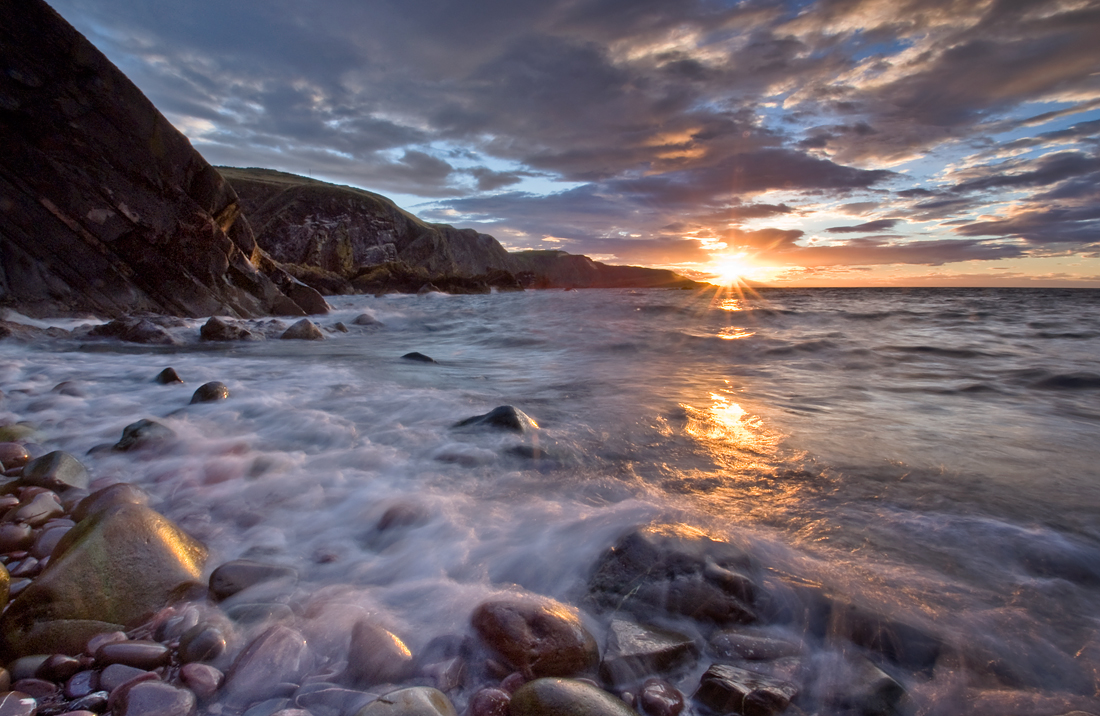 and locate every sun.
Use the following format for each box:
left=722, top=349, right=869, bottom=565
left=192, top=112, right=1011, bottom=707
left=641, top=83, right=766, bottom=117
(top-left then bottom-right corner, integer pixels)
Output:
left=707, top=254, right=751, bottom=286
